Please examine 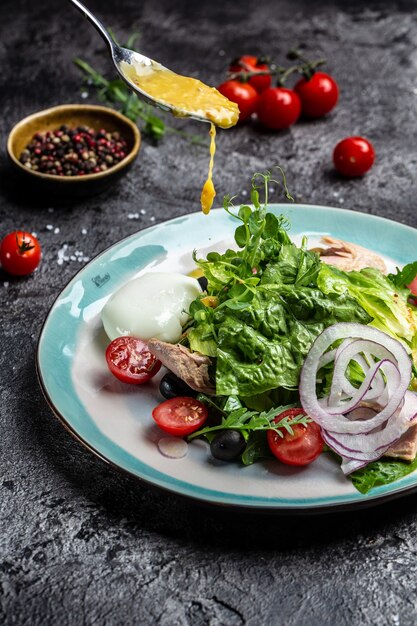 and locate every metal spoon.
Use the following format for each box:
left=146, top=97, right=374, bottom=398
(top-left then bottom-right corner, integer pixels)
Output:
left=67, top=0, right=236, bottom=127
